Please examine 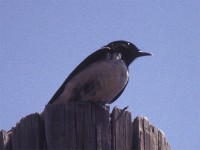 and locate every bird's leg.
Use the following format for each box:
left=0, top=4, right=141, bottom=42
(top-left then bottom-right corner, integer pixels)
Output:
left=90, top=101, right=109, bottom=111
left=102, top=104, right=109, bottom=110
left=115, top=106, right=129, bottom=122
left=96, top=102, right=109, bottom=111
